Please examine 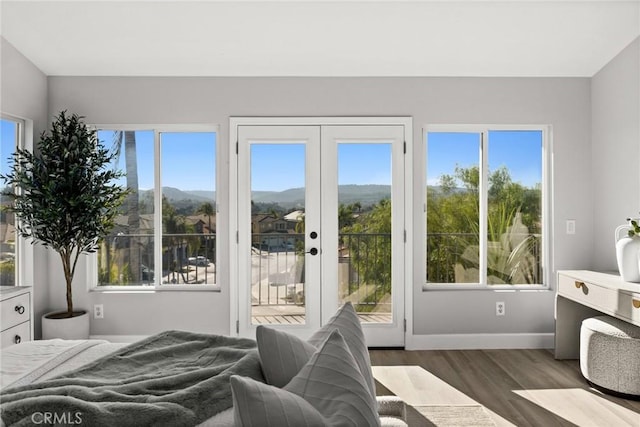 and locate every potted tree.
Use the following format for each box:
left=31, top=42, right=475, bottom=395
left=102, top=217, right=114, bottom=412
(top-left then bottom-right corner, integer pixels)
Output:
left=1, top=111, right=128, bottom=339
